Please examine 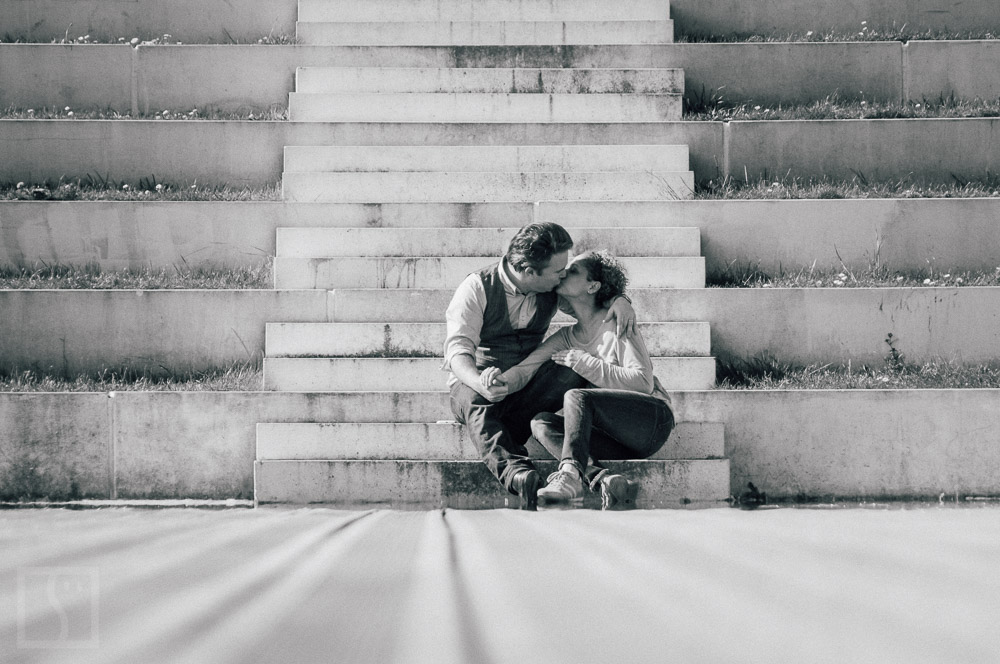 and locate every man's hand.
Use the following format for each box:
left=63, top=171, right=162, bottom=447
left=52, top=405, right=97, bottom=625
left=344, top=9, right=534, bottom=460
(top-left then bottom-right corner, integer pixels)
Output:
left=477, top=366, right=509, bottom=402
left=604, top=296, right=636, bottom=338
left=551, top=349, right=587, bottom=369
